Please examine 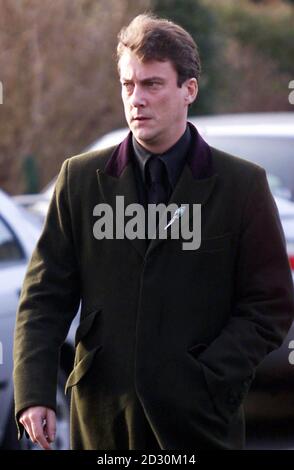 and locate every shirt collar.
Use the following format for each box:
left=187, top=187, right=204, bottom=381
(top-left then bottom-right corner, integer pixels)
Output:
left=132, top=124, right=191, bottom=189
